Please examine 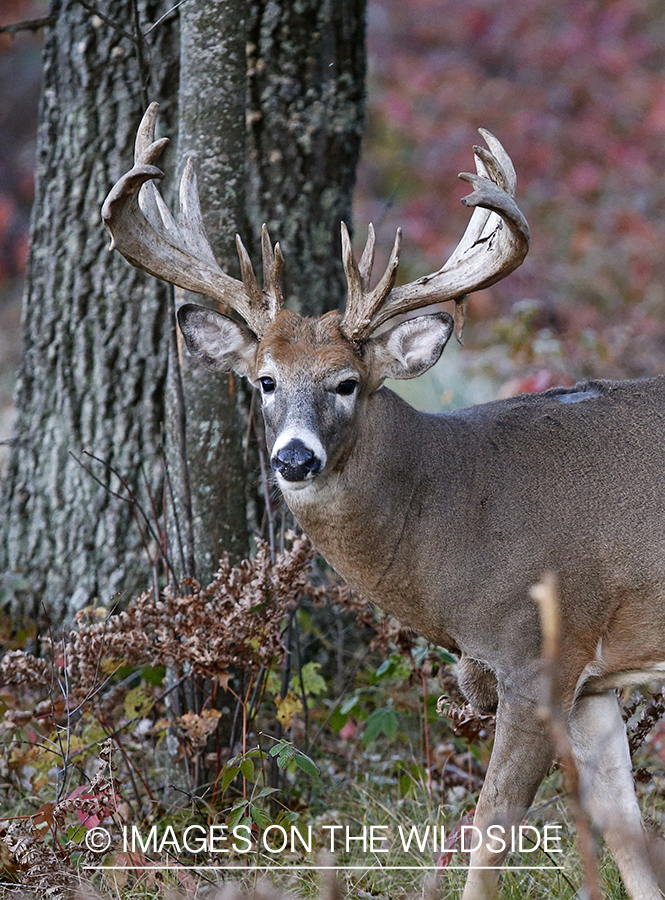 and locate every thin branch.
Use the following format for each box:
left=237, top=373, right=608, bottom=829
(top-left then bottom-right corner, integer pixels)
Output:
left=0, top=16, right=55, bottom=35
left=143, top=0, right=187, bottom=35
left=130, top=0, right=149, bottom=110
left=75, top=0, right=135, bottom=41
